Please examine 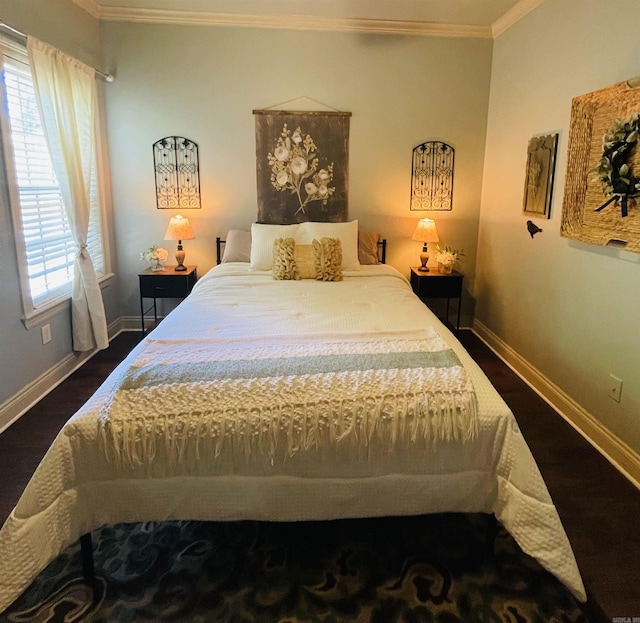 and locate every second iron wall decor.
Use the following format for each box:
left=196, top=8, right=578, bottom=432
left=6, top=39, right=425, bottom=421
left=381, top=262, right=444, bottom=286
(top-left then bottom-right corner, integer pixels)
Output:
left=153, top=136, right=201, bottom=209
left=410, top=141, right=454, bottom=211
